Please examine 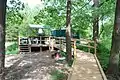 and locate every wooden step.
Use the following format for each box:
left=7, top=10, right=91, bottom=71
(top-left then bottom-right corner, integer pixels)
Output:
left=19, top=48, right=29, bottom=50
left=19, top=45, right=29, bottom=46
left=20, top=50, right=29, bottom=52
left=19, top=46, right=29, bottom=48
